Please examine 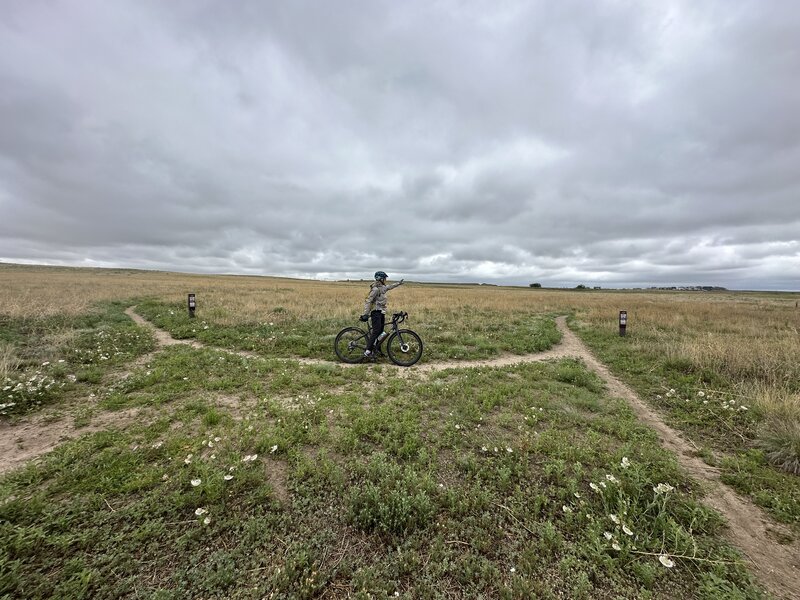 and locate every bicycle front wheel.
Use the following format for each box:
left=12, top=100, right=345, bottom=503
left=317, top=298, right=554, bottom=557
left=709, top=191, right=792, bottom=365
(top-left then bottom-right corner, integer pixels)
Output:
left=386, top=329, right=423, bottom=366
left=334, top=327, right=369, bottom=363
